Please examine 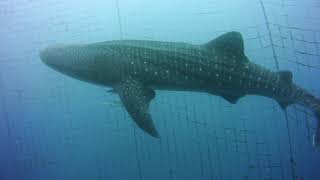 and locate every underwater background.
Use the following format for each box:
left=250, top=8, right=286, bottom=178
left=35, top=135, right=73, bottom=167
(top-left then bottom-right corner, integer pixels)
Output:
left=1, top=0, right=320, bottom=179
